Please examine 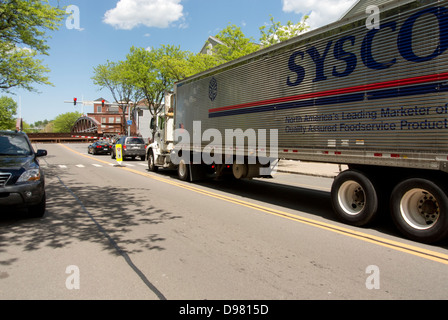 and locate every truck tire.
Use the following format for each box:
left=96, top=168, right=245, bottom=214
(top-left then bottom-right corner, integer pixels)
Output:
left=148, top=150, right=158, bottom=172
left=390, top=178, right=448, bottom=243
left=331, top=170, right=379, bottom=227
left=178, top=159, right=190, bottom=181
